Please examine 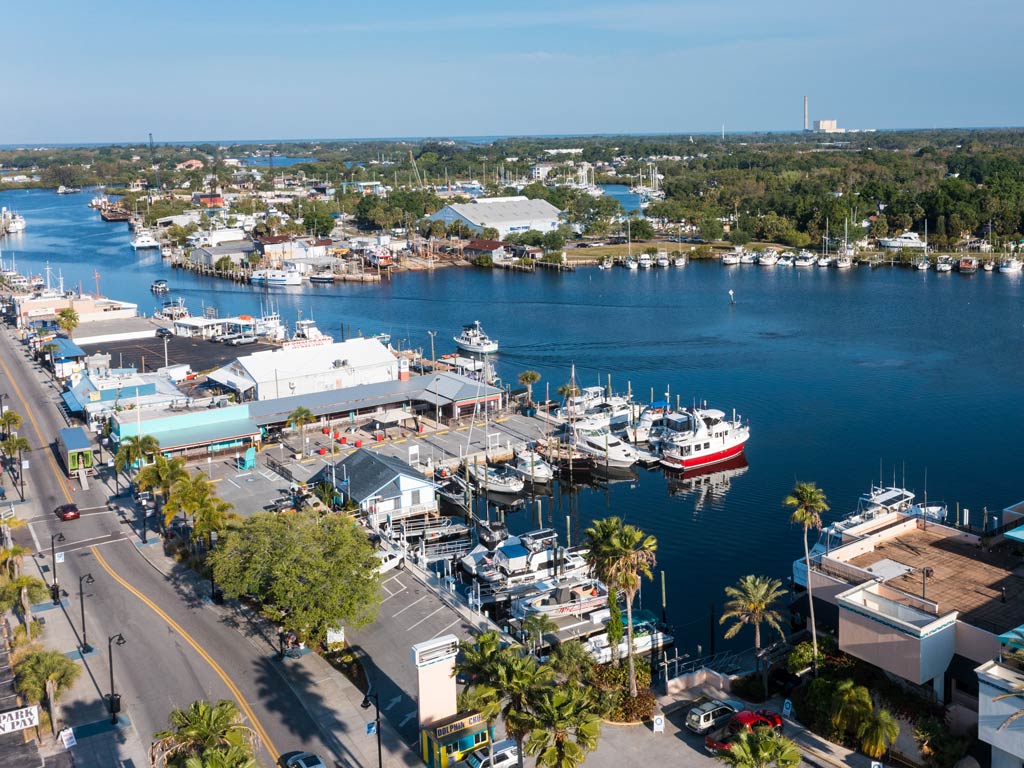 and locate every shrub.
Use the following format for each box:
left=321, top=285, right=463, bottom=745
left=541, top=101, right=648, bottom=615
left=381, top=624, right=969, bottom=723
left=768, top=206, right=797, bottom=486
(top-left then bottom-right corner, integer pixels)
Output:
left=474, top=254, right=493, bottom=267
left=609, top=691, right=656, bottom=722
left=914, top=716, right=971, bottom=768
left=787, top=636, right=837, bottom=673
left=729, top=672, right=768, bottom=703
